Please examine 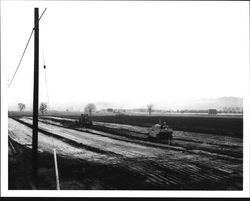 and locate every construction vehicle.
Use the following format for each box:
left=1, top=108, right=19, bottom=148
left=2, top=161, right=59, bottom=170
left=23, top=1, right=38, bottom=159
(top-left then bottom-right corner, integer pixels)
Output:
left=77, top=114, right=93, bottom=128
left=148, top=122, right=173, bottom=143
